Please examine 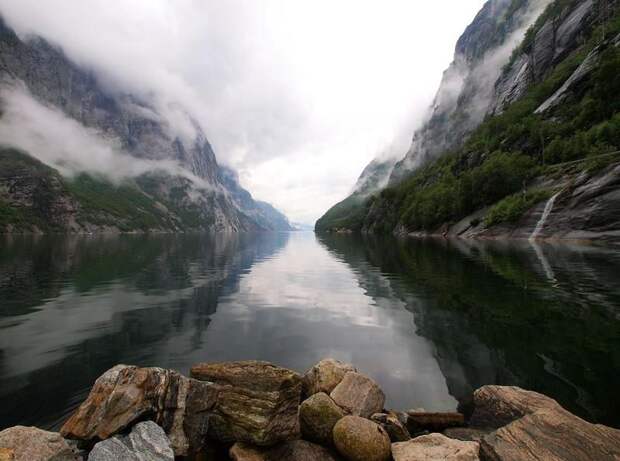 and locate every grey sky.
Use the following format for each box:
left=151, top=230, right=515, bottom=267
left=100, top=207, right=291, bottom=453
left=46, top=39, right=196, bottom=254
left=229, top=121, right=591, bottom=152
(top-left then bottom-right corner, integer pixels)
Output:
left=0, top=0, right=487, bottom=224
